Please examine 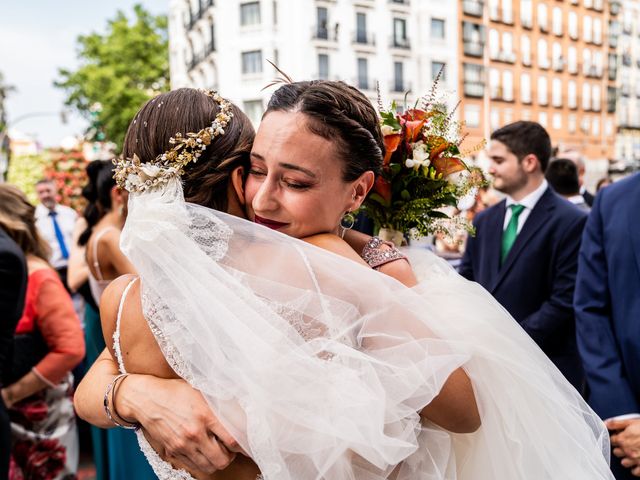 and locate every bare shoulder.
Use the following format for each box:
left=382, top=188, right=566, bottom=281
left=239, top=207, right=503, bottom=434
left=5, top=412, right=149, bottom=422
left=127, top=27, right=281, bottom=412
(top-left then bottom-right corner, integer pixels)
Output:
left=100, top=274, right=139, bottom=348
left=304, top=233, right=369, bottom=267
